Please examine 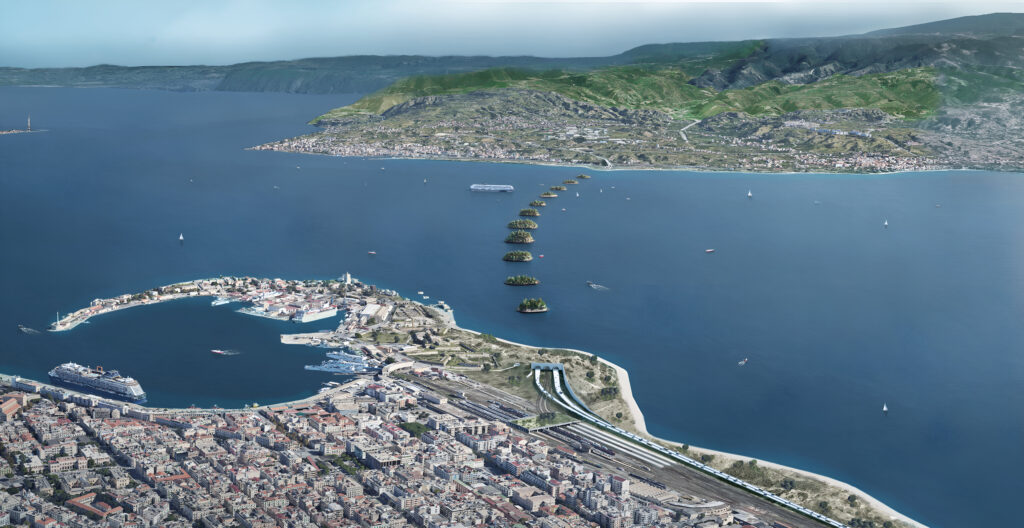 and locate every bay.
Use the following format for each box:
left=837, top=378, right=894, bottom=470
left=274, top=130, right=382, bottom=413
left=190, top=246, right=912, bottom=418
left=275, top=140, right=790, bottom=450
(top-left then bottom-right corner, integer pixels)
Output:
left=2, top=87, right=1023, bottom=527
